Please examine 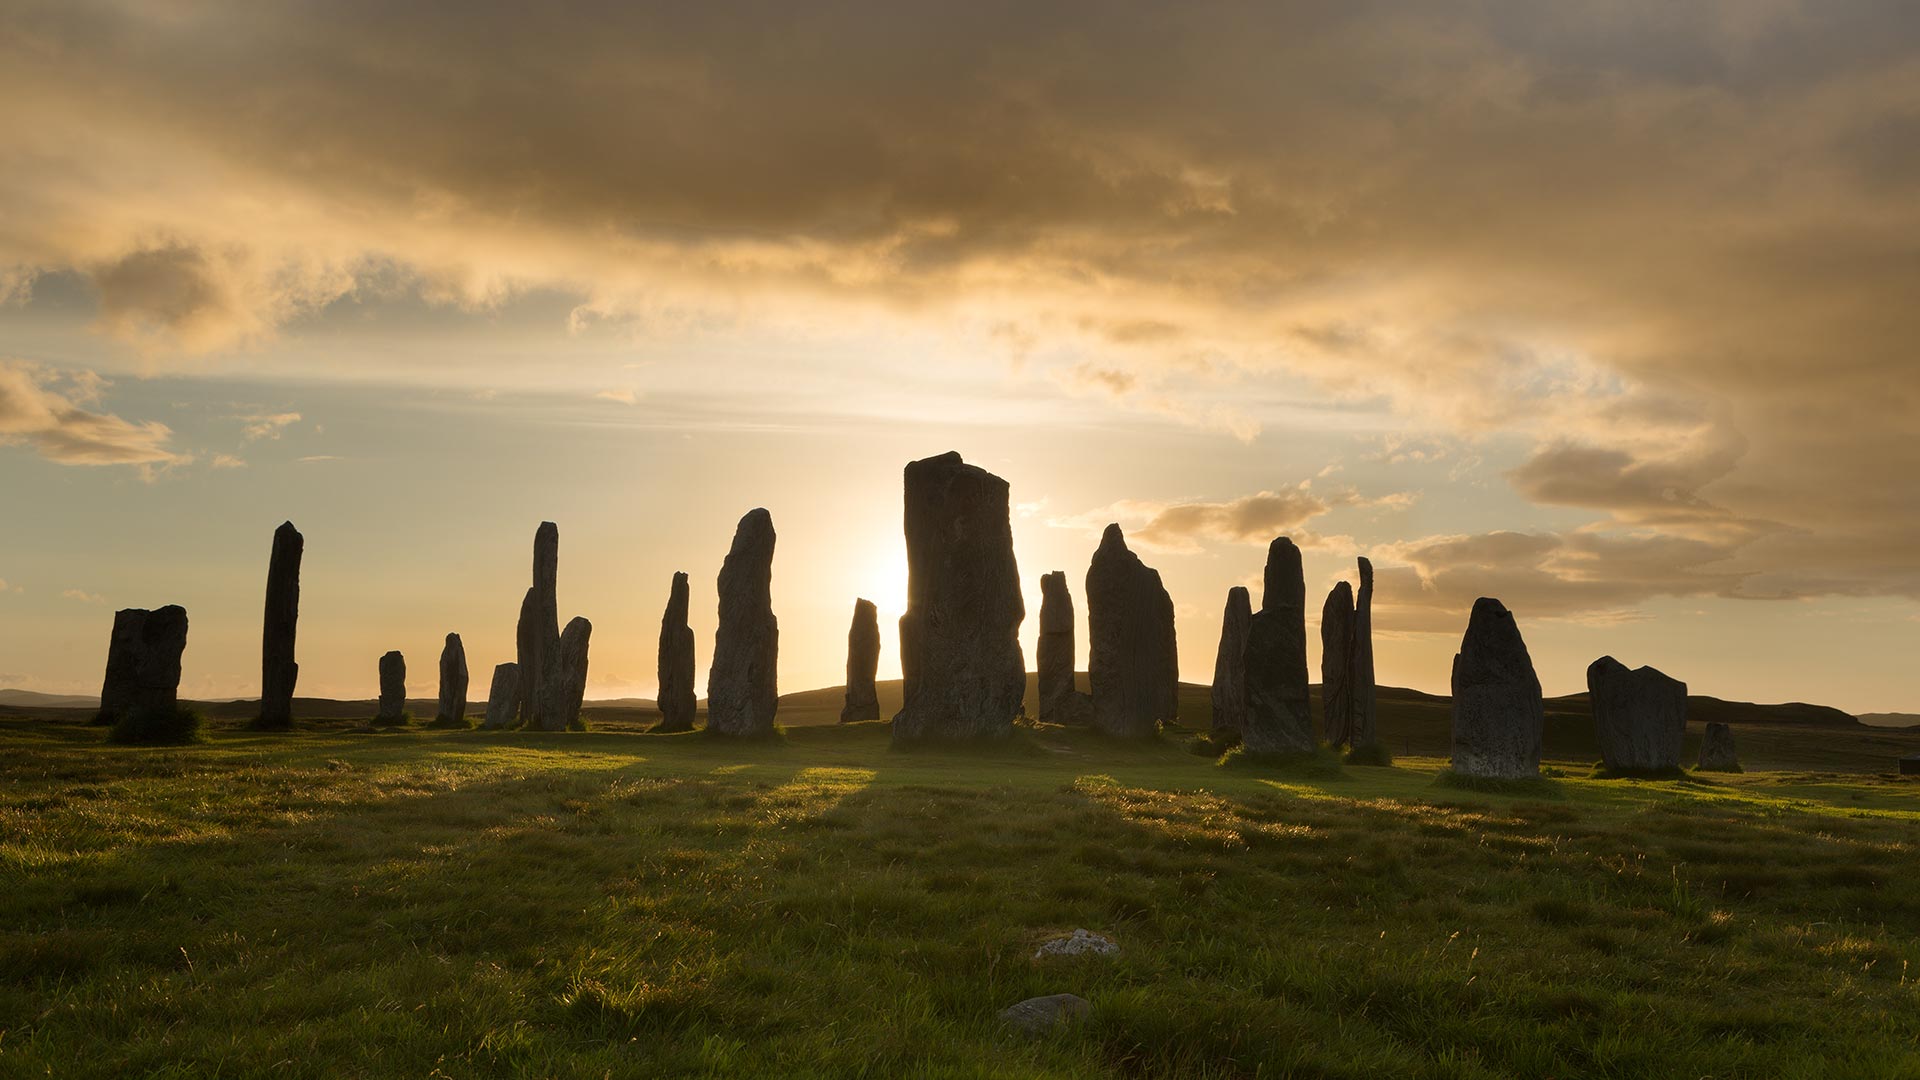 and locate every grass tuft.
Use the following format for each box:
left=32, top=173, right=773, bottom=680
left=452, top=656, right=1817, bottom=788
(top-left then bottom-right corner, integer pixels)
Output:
left=426, top=713, right=474, bottom=731
left=1217, top=744, right=1347, bottom=778
left=369, top=711, right=412, bottom=728
left=1344, top=741, right=1394, bottom=767
left=106, top=704, right=203, bottom=746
